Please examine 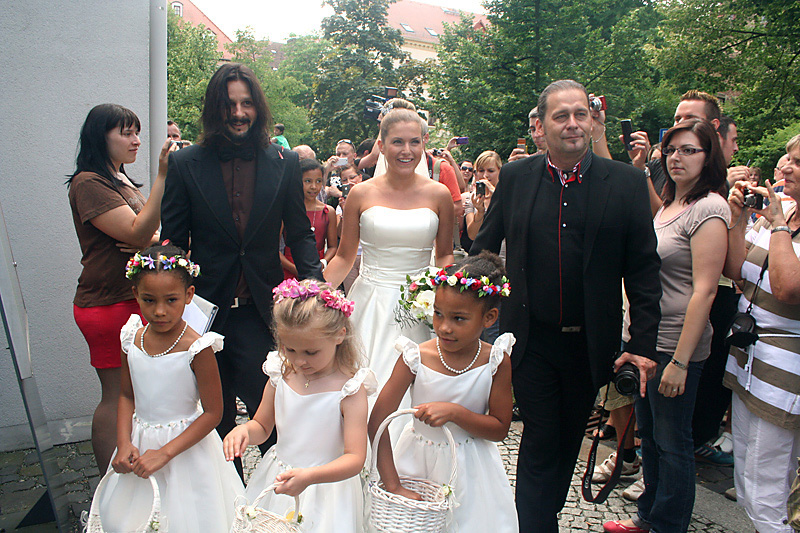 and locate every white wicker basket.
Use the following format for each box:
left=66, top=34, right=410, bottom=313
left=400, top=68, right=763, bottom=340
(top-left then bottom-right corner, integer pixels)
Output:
left=367, top=408, right=458, bottom=533
left=229, top=483, right=303, bottom=533
left=82, top=471, right=165, bottom=532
